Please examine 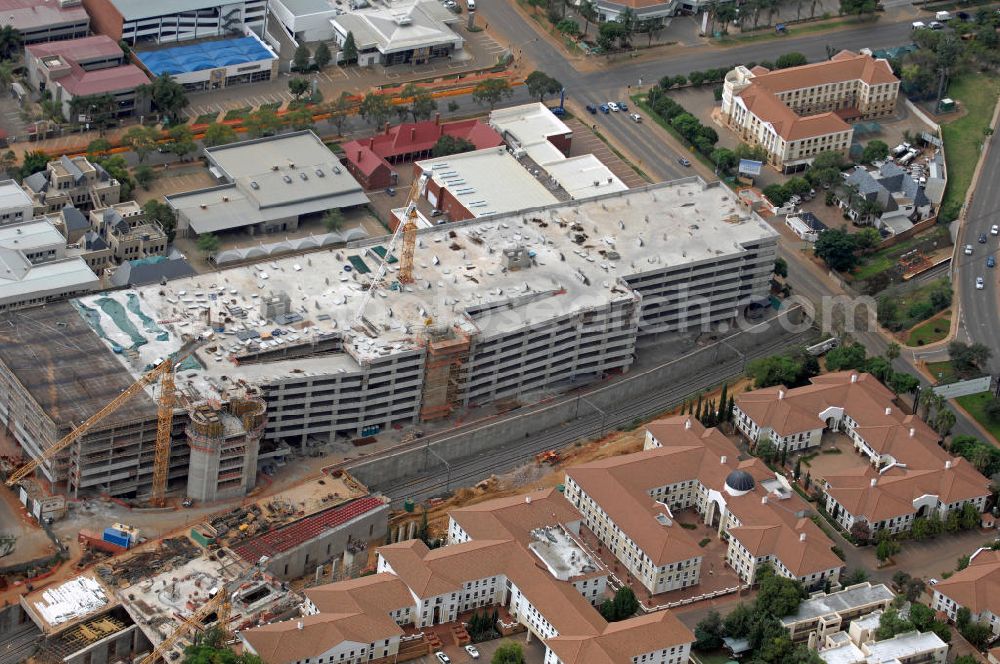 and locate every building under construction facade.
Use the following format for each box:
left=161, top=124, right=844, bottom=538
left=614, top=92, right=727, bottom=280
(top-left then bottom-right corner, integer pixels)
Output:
left=0, top=178, right=777, bottom=499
